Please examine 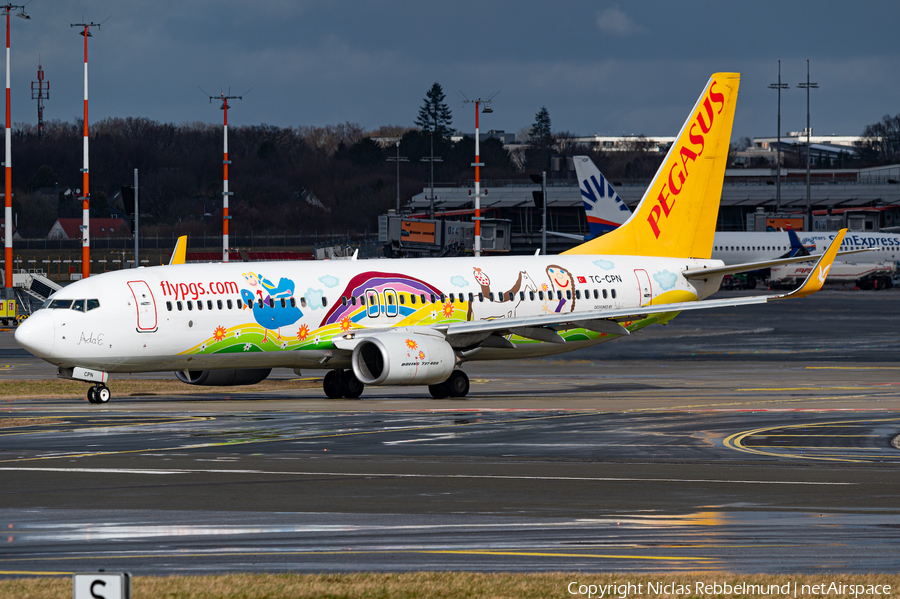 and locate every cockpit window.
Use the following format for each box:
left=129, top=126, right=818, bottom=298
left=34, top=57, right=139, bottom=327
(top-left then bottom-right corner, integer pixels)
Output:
left=86, top=299, right=100, bottom=311
left=48, top=299, right=73, bottom=309
left=71, top=300, right=85, bottom=312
